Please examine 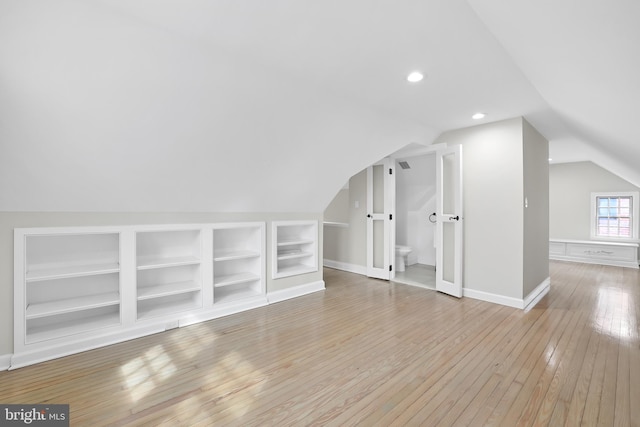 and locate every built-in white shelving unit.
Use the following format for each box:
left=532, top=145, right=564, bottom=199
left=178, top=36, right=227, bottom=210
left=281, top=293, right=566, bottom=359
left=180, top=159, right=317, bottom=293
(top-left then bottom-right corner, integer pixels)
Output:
left=272, top=220, right=318, bottom=278
left=136, top=229, right=203, bottom=320
left=20, top=232, right=121, bottom=344
left=12, top=221, right=322, bottom=369
left=213, top=223, right=265, bottom=304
